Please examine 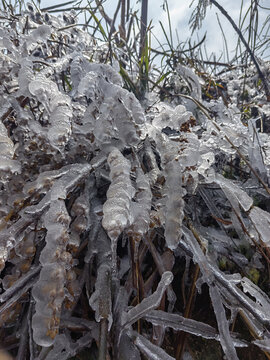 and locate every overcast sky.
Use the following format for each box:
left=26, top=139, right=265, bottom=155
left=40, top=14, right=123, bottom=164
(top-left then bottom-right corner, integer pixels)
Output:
left=39, top=0, right=270, bottom=61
